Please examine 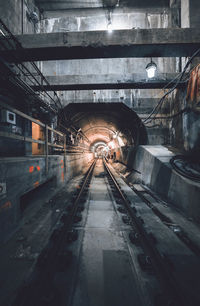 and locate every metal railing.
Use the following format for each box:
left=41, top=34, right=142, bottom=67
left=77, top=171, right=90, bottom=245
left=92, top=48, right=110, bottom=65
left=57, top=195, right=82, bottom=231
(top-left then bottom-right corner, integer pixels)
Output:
left=0, top=100, right=91, bottom=174
left=0, top=19, right=91, bottom=170
left=0, top=18, right=61, bottom=114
